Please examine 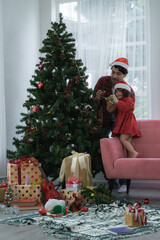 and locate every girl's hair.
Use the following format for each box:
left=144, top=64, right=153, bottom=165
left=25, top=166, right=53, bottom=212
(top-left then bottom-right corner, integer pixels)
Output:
left=115, top=88, right=130, bottom=97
